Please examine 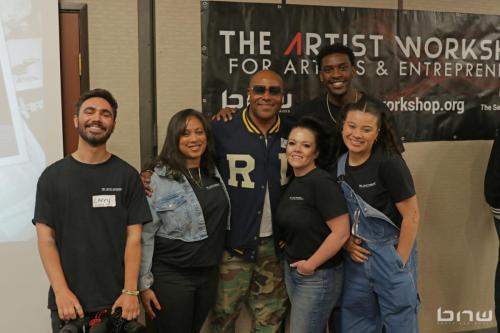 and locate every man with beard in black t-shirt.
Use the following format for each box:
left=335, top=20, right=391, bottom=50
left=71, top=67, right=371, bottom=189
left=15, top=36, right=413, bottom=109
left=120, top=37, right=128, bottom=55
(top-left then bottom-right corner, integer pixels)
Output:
left=33, top=89, right=152, bottom=333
